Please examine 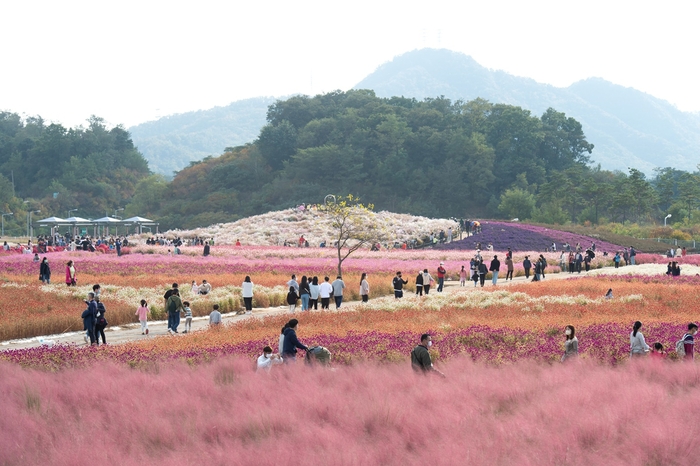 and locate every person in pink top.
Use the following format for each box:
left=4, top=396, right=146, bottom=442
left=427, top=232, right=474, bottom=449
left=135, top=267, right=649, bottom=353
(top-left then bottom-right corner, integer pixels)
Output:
left=459, top=266, right=467, bottom=287
left=136, top=299, right=149, bottom=335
